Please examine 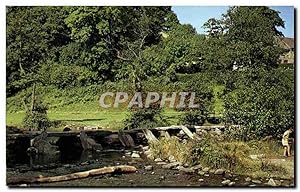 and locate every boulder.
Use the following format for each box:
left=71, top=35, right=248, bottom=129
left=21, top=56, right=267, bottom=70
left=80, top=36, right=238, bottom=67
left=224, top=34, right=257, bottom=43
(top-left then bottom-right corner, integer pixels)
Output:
left=80, top=131, right=103, bottom=151
left=30, top=131, right=59, bottom=154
